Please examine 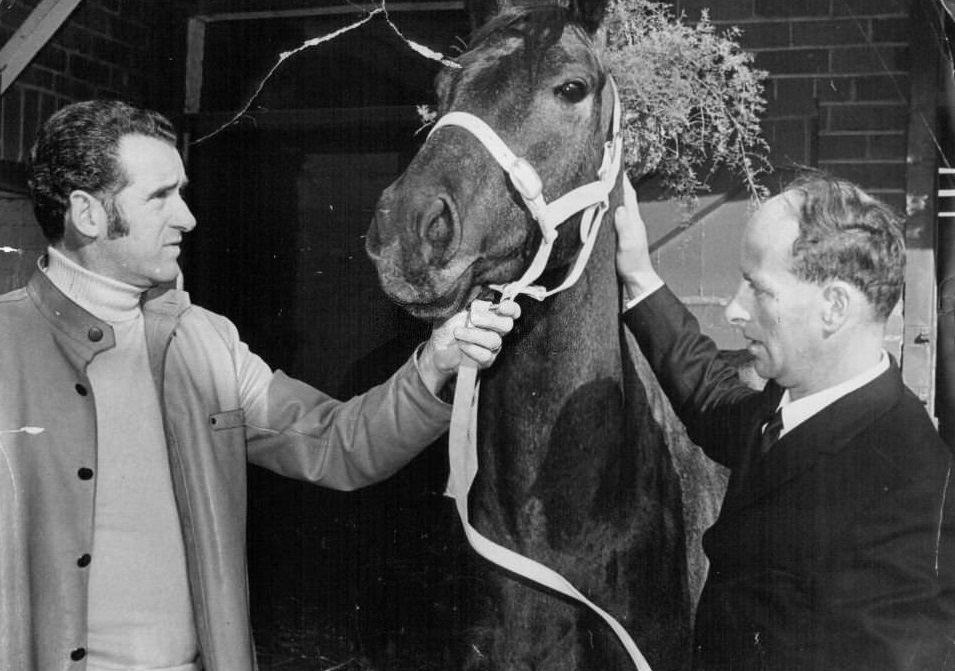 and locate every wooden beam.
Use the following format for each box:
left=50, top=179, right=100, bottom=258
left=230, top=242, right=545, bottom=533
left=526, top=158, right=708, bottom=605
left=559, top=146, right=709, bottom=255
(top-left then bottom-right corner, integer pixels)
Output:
left=902, top=0, right=943, bottom=409
left=195, top=2, right=464, bottom=23
left=188, top=105, right=425, bottom=133
left=182, top=2, right=465, bottom=141
left=0, top=0, right=84, bottom=96
left=184, top=17, right=207, bottom=115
